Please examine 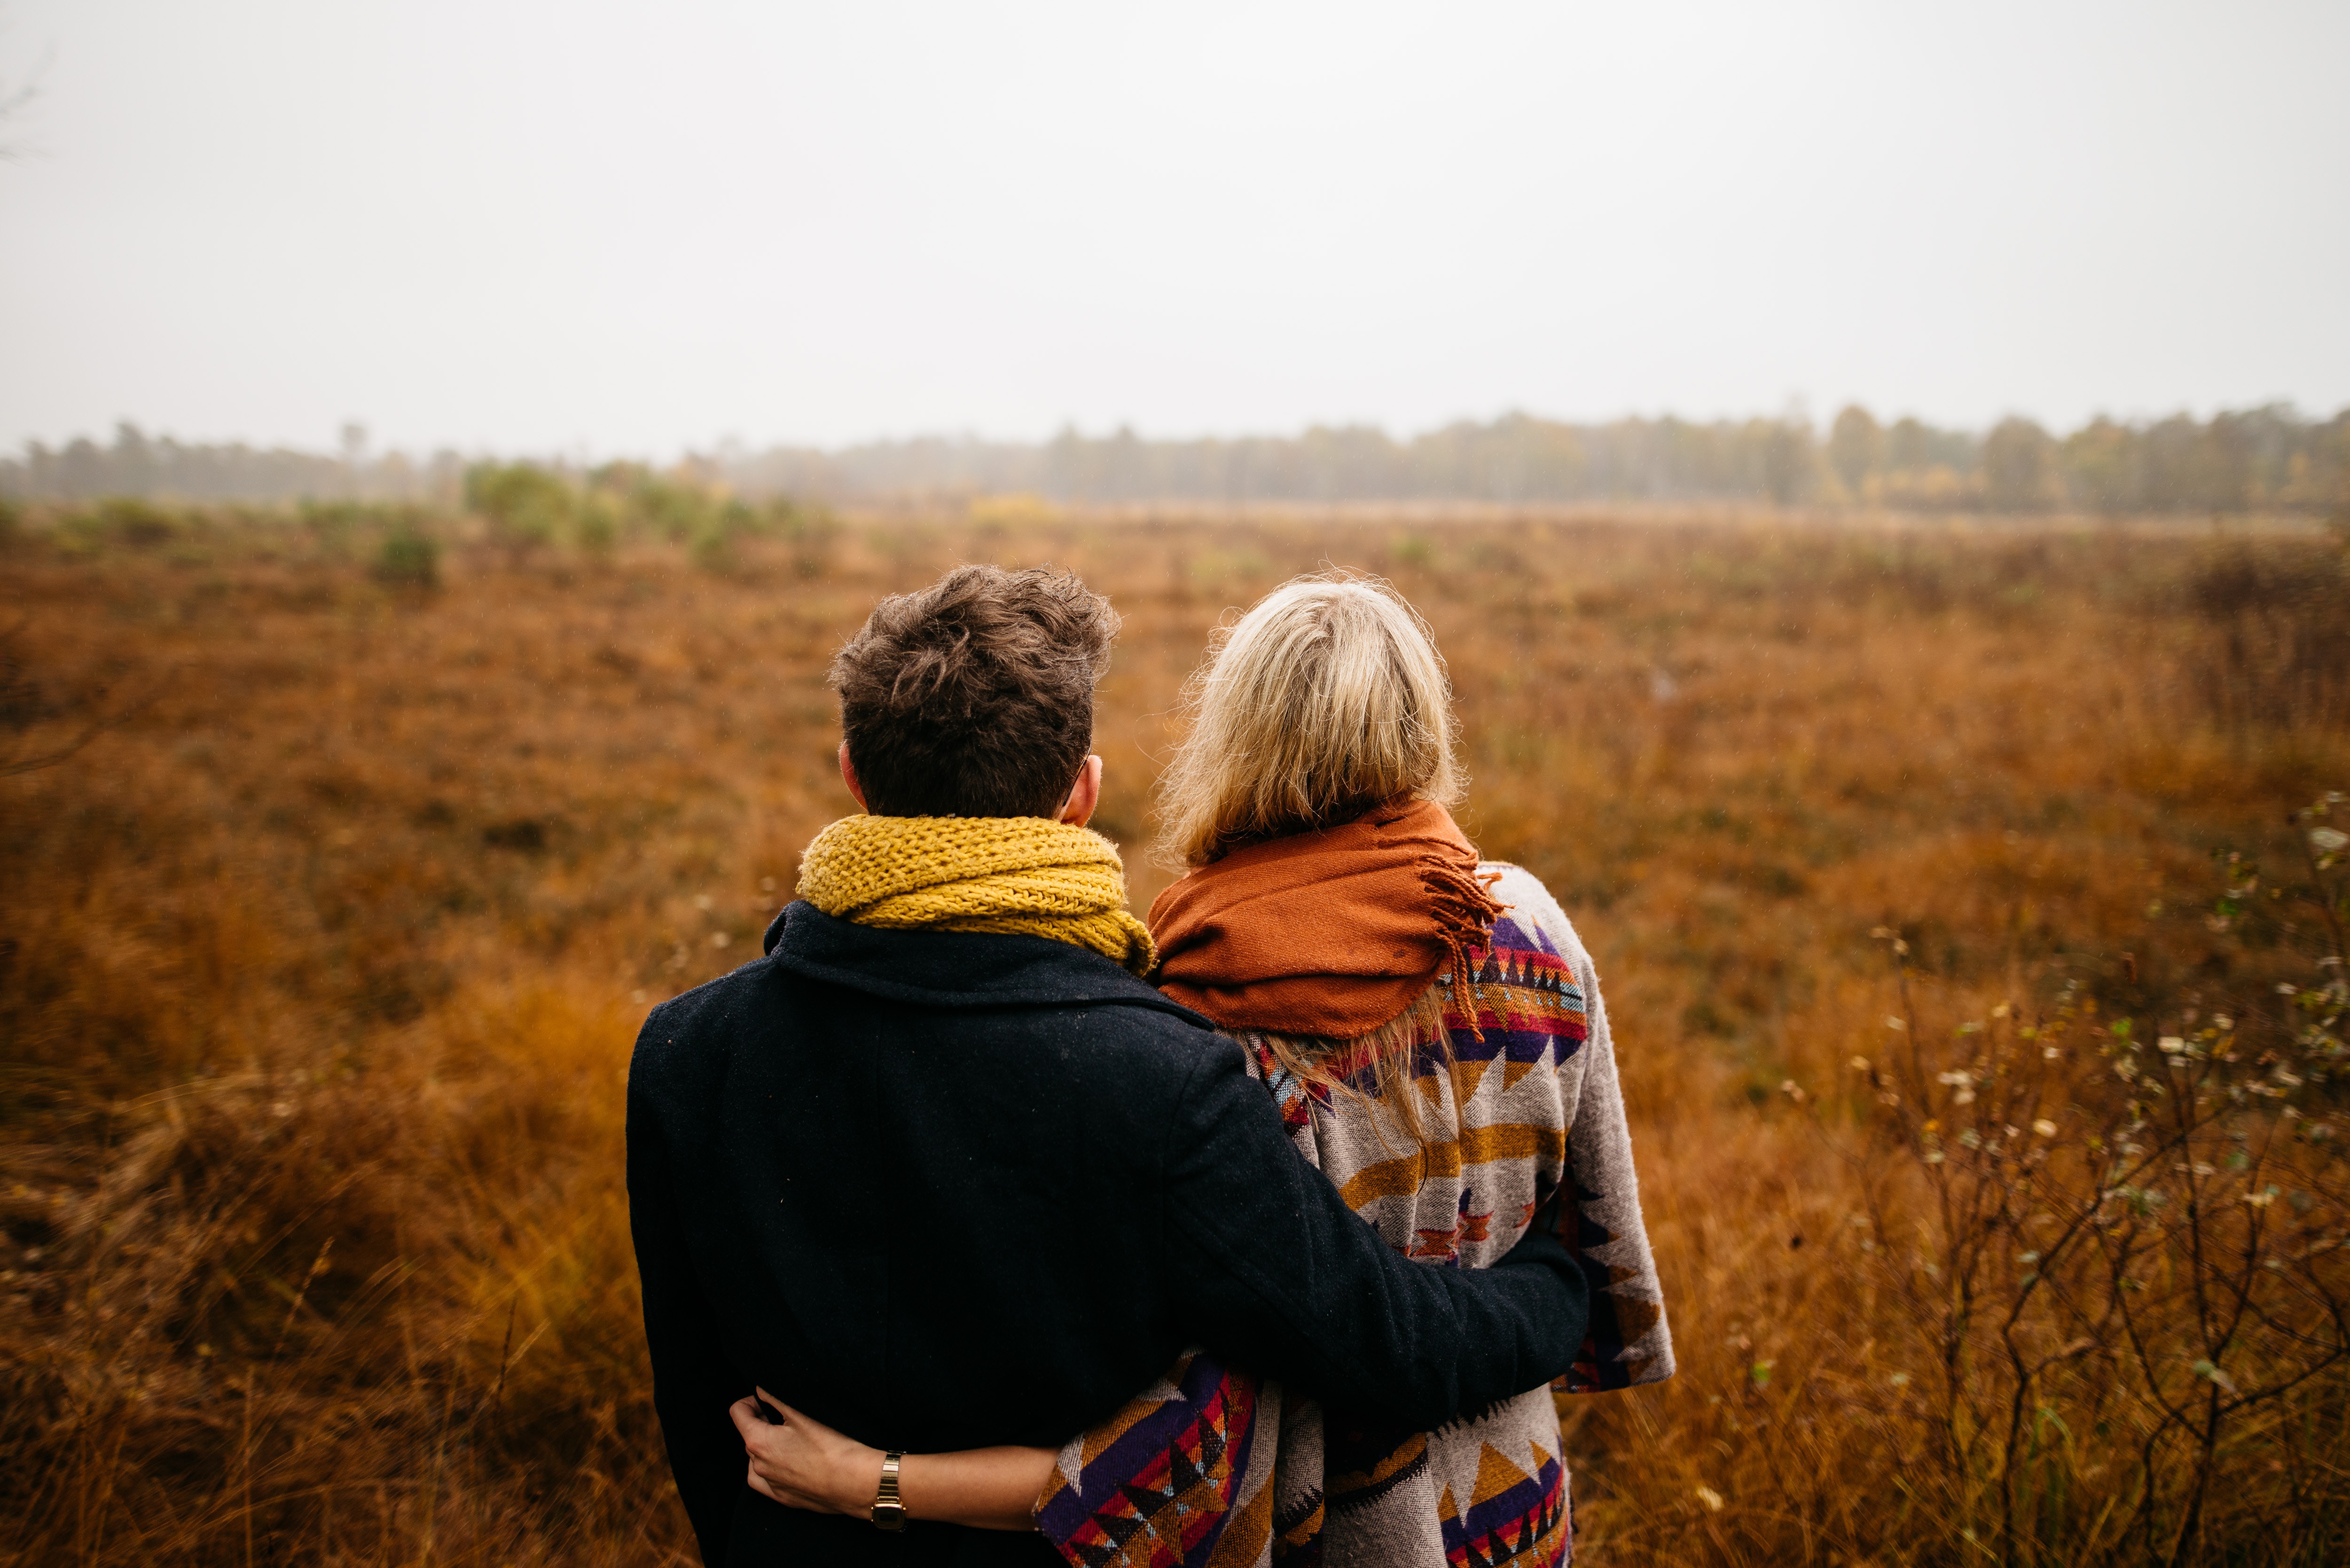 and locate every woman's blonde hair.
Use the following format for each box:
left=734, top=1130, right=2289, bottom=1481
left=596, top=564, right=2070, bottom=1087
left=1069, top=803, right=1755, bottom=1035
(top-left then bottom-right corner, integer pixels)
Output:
left=1155, top=571, right=1466, bottom=1147
left=1154, top=571, right=1462, bottom=869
